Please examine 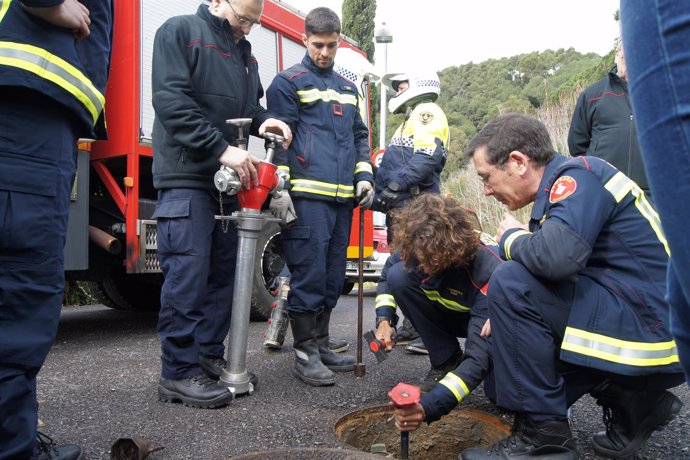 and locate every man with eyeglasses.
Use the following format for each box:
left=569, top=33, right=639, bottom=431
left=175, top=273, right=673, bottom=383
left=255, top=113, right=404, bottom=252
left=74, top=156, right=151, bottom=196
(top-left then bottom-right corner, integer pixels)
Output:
left=459, top=113, right=685, bottom=459
left=266, top=7, right=374, bottom=387
left=150, top=0, right=291, bottom=409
